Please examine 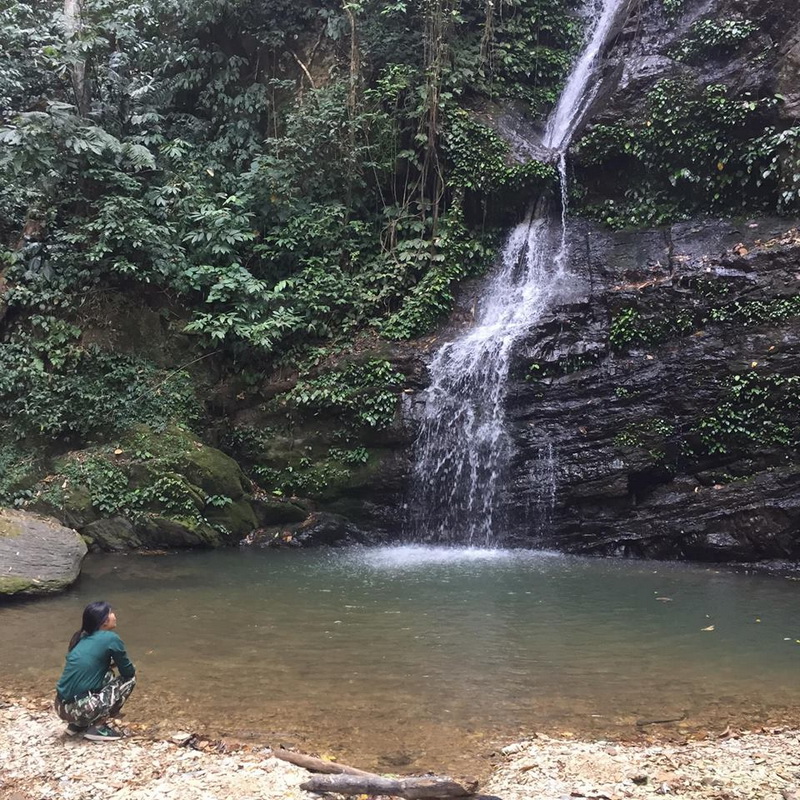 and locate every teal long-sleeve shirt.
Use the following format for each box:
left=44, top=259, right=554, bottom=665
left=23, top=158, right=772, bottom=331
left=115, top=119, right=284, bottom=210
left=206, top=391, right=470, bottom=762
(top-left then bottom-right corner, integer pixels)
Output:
left=56, top=630, right=136, bottom=701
